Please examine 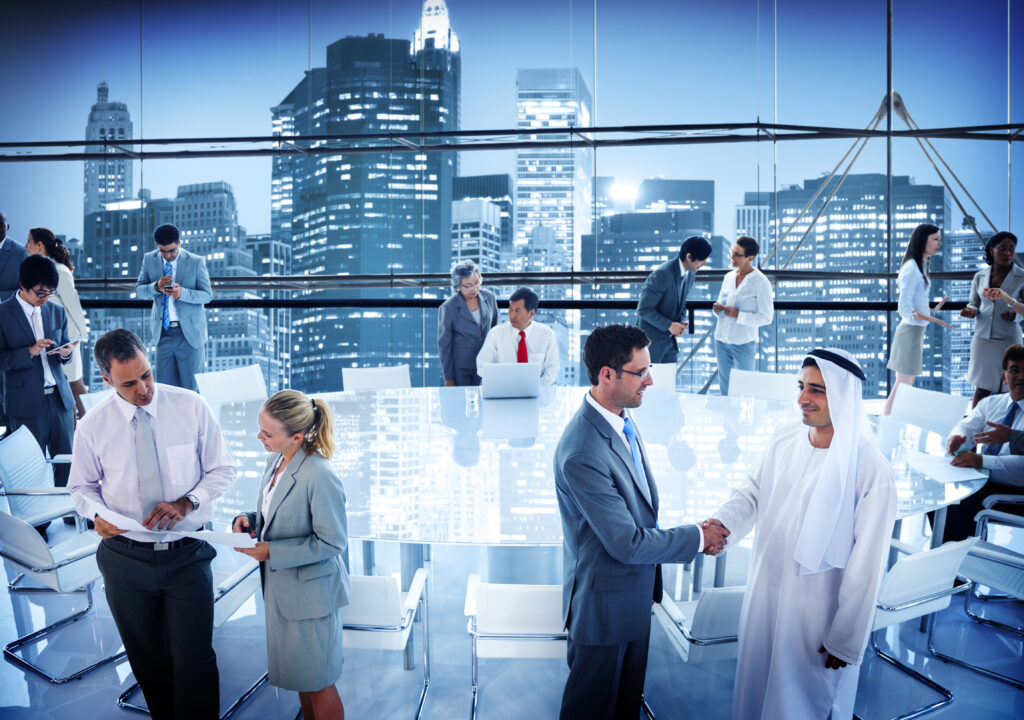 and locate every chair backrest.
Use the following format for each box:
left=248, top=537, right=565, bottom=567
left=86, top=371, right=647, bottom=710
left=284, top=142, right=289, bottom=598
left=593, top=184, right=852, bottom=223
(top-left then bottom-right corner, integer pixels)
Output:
left=212, top=560, right=261, bottom=628
left=0, top=509, right=55, bottom=573
left=475, top=581, right=566, bottom=660
left=873, top=538, right=978, bottom=631
left=687, top=586, right=745, bottom=663
left=0, top=510, right=100, bottom=594
left=342, top=364, right=412, bottom=391
left=0, top=426, right=65, bottom=525
left=344, top=574, right=404, bottom=626
left=195, top=365, right=268, bottom=409
left=79, top=388, right=115, bottom=413
left=648, top=363, right=678, bottom=392
left=728, top=369, right=795, bottom=403
left=890, top=385, right=969, bottom=432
